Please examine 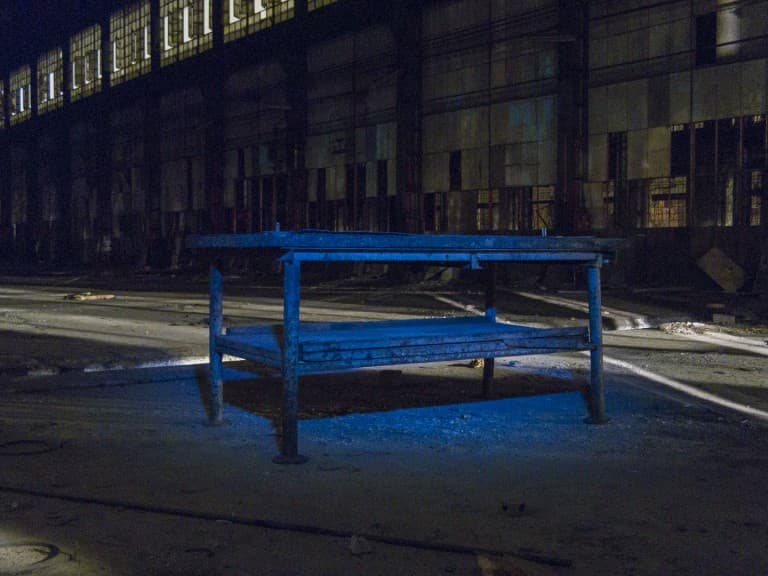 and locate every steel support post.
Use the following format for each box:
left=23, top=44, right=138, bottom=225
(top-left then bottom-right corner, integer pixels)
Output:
left=274, top=256, right=308, bottom=464
left=208, top=264, right=225, bottom=425
left=482, top=263, right=497, bottom=397
left=586, top=257, right=608, bottom=423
